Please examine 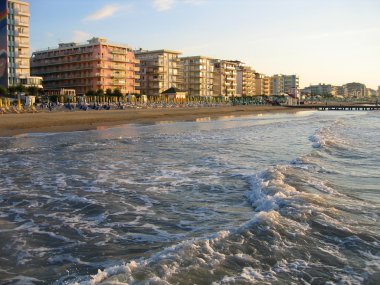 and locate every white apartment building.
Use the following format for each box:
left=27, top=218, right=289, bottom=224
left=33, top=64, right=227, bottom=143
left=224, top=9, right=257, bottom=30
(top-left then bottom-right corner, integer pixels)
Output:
left=1, top=0, right=42, bottom=88
left=236, top=62, right=255, bottom=96
left=212, top=60, right=238, bottom=97
left=270, top=74, right=299, bottom=97
left=135, top=49, right=182, bottom=96
left=181, top=56, right=214, bottom=97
